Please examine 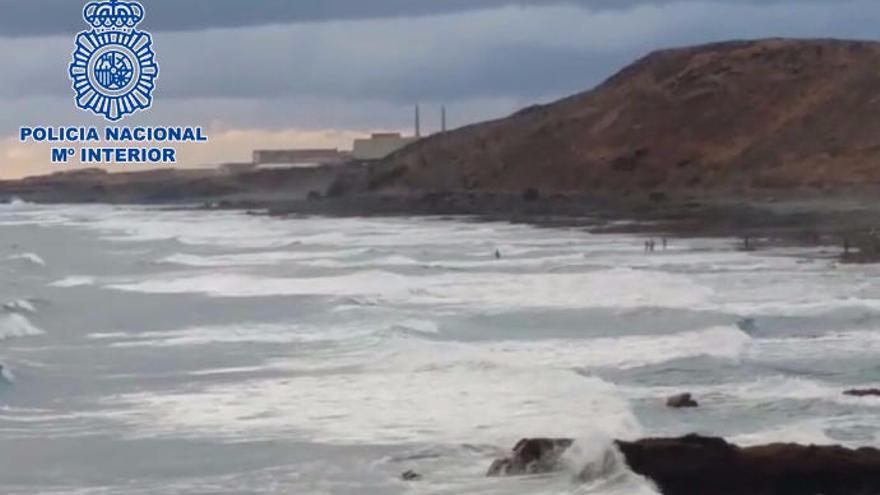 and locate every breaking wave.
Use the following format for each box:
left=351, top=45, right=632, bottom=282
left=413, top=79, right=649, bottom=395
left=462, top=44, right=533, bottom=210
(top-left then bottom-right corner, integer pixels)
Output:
left=0, top=313, right=45, bottom=340
left=2, top=299, right=36, bottom=313
left=6, top=253, right=45, bottom=266
left=50, top=276, right=96, bottom=288
left=104, top=267, right=713, bottom=311
left=157, top=248, right=372, bottom=267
